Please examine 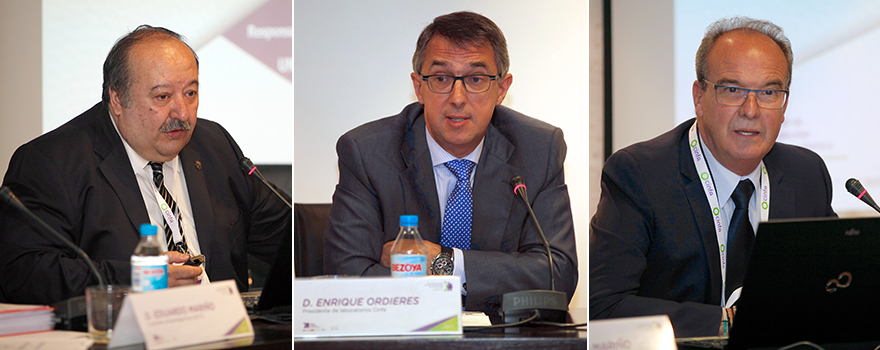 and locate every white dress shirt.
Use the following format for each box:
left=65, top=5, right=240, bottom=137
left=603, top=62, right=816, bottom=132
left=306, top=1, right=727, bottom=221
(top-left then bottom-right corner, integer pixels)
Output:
left=701, top=139, right=762, bottom=235
left=427, top=125, right=484, bottom=293
left=109, top=112, right=209, bottom=282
